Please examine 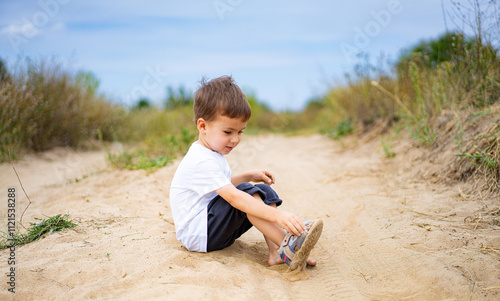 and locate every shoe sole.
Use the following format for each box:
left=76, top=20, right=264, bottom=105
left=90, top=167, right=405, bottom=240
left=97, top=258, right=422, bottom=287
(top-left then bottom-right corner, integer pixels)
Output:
left=289, top=219, right=323, bottom=271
